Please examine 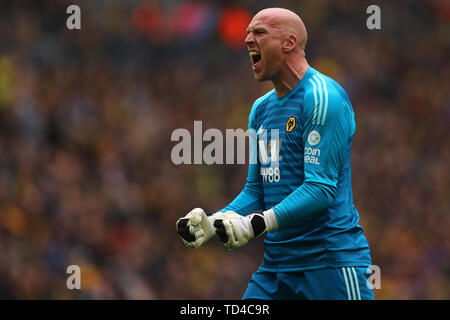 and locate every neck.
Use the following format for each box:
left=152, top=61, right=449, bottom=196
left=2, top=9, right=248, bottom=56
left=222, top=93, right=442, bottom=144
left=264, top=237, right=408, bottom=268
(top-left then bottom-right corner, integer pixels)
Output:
left=271, top=56, right=309, bottom=98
